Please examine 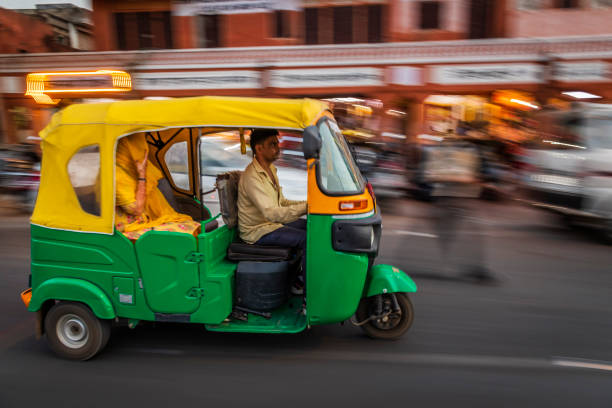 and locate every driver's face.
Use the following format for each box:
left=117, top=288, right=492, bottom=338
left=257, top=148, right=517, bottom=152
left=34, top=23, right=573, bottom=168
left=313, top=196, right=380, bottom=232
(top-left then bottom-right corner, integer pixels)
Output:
left=258, top=136, right=280, bottom=162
